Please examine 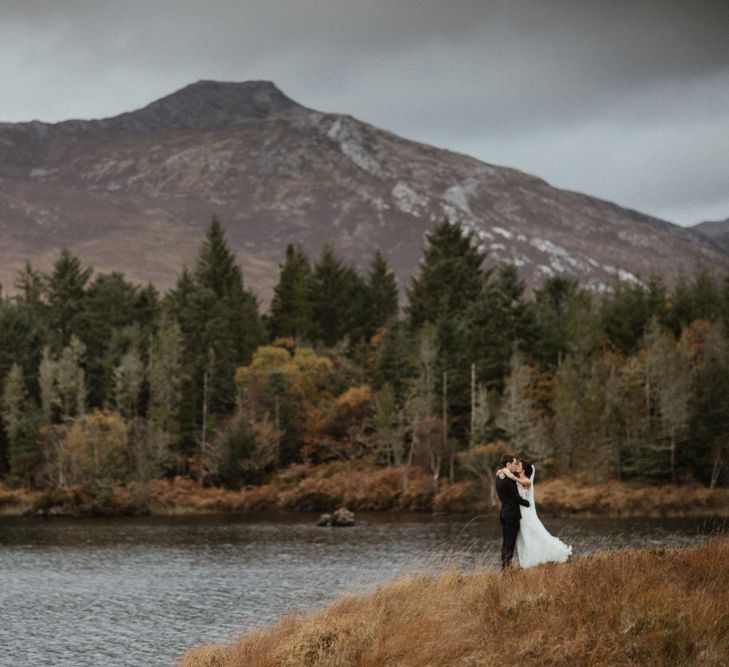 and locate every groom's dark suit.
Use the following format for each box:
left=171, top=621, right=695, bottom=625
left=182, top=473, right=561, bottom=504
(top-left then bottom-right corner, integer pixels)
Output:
left=495, top=475, right=530, bottom=569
